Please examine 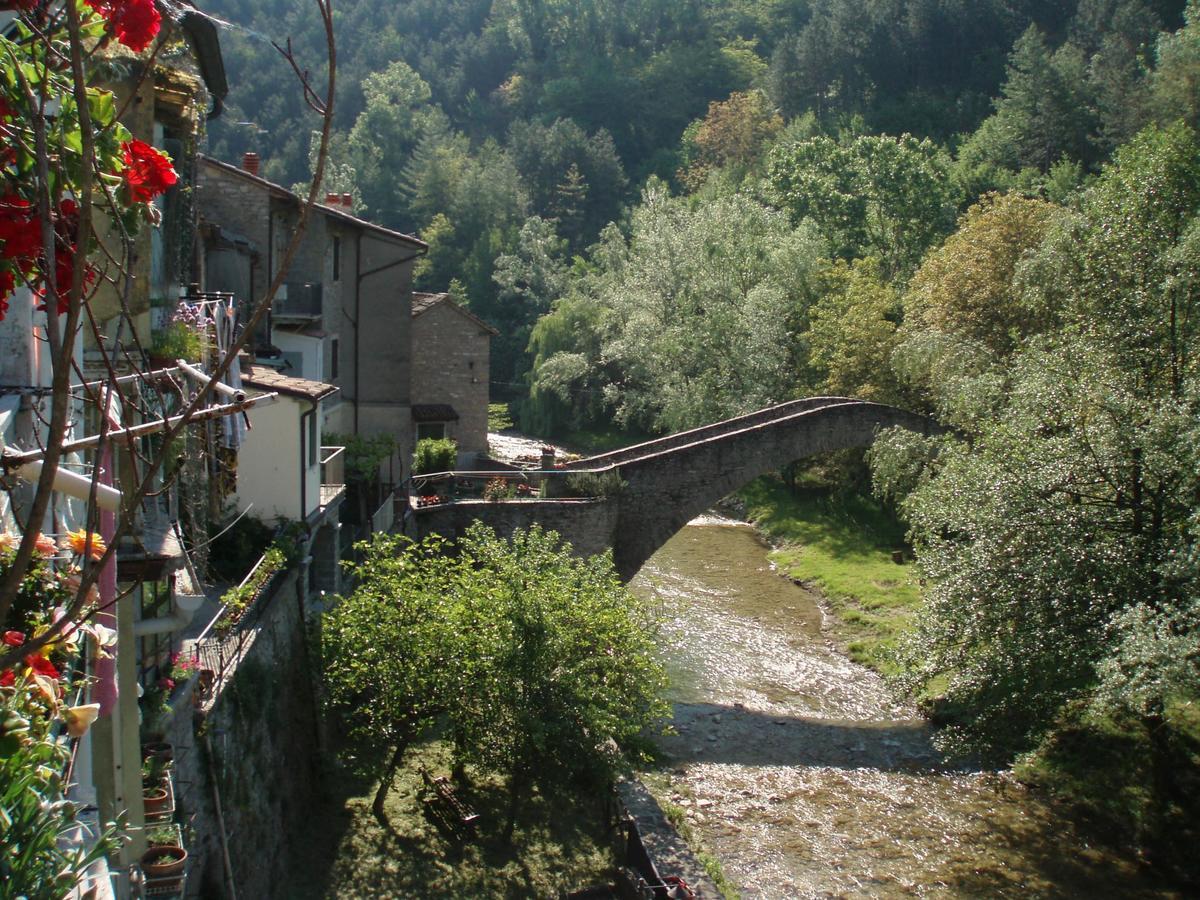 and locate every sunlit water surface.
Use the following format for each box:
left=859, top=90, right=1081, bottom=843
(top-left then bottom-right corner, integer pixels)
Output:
left=633, top=522, right=1178, bottom=899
